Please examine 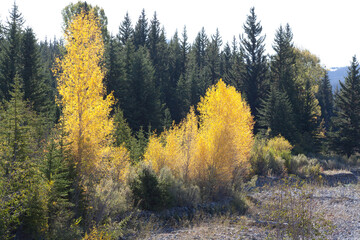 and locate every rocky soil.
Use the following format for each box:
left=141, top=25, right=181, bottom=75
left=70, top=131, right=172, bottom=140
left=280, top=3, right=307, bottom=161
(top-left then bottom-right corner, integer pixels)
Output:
left=143, top=181, right=360, bottom=240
